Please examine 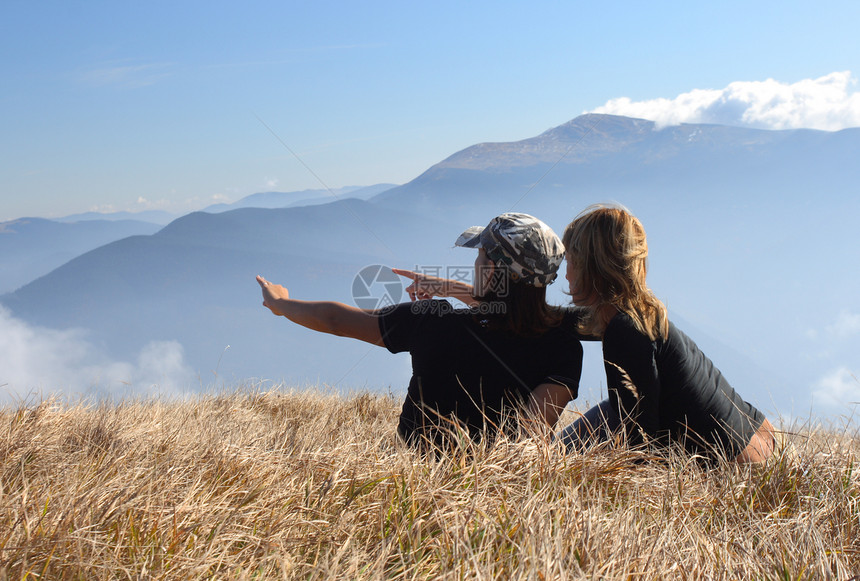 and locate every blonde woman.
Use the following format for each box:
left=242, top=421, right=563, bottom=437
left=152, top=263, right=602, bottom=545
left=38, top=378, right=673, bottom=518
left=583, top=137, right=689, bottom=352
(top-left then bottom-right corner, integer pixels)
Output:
left=558, top=204, right=775, bottom=463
